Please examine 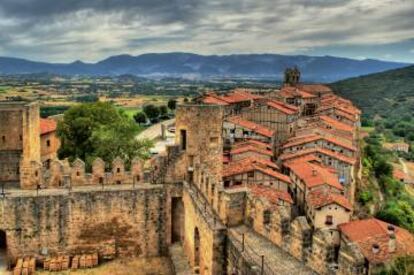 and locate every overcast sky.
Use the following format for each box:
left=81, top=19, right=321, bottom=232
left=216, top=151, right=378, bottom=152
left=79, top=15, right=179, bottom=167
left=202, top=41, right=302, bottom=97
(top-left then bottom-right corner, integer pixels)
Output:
left=0, top=0, right=413, bottom=63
